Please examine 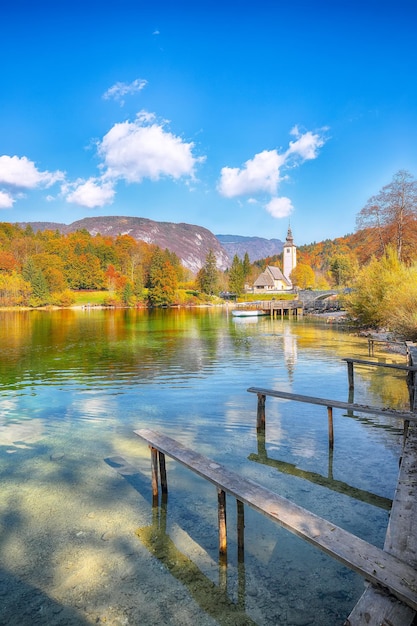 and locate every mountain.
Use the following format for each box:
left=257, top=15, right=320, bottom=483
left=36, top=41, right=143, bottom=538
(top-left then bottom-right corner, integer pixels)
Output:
left=18, top=216, right=231, bottom=273
left=216, top=234, right=284, bottom=262
left=18, top=216, right=286, bottom=271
